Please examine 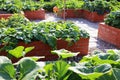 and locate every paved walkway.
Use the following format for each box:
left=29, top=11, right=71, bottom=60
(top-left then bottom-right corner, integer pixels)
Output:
left=34, top=13, right=119, bottom=53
